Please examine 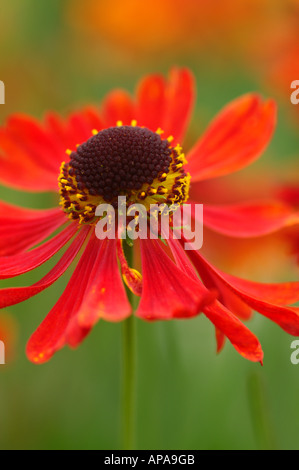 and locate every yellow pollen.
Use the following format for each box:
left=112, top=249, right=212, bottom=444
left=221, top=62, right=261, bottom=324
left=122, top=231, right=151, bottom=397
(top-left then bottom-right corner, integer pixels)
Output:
left=116, top=120, right=123, bottom=127
left=66, top=149, right=72, bottom=156
left=131, top=119, right=137, bottom=127
left=92, top=129, right=98, bottom=136
left=174, top=163, right=183, bottom=170
left=175, top=144, right=183, bottom=153
left=148, top=188, right=157, bottom=195
left=158, top=187, right=168, bottom=195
